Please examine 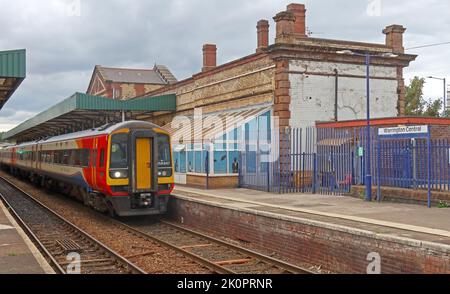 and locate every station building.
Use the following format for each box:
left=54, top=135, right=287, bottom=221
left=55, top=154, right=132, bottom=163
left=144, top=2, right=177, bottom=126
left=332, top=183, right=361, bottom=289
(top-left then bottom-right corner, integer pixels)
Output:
left=3, top=3, right=419, bottom=189
left=131, top=3, right=417, bottom=188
